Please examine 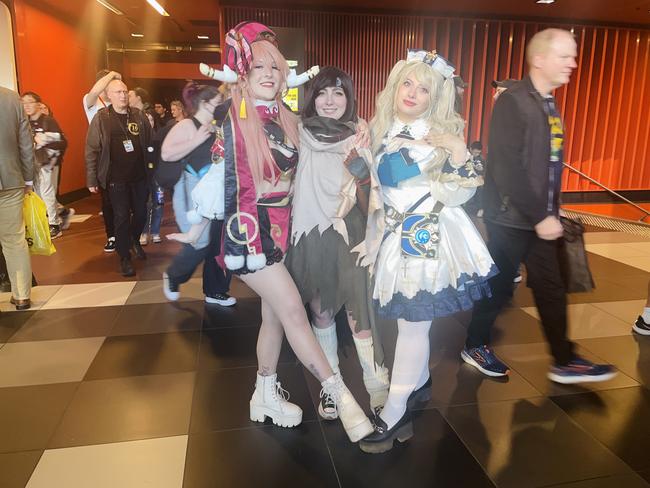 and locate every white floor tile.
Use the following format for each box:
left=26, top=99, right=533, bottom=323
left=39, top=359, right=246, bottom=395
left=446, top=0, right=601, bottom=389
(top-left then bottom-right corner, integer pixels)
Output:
left=0, top=337, right=104, bottom=387
left=591, top=299, right=646, bottom=324
left=26, top=435, right=187, bottom=488
left=521, top=303, right=632, bottom=340
left=0, top=285, right=61, bottom=312
left=42, top=282, right=137, bottom=310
